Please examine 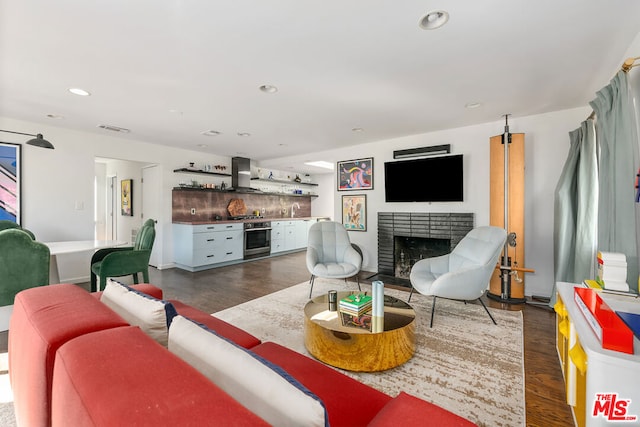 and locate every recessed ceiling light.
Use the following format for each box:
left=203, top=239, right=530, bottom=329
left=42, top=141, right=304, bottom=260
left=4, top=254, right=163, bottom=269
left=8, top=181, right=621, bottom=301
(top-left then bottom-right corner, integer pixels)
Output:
left=278, top=143, right=288, bottom=147
left=419, top=10, right=449, bottom=30
left=68, top=87, right=91, bottom=96
left=46, top=114, right=64, bottom=119
left=201, top=130, right=221, bottom=136
left=352, top=127, right=364, bottom=132
left=304, top=161, right=334, bottom=170
left=197, top=144, right=208, bottom=148
left=465, top=102, right=482, bottom=109
left=259, top=85, right=278, bottom=93
left=237, top=132, right=251, bottom=137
